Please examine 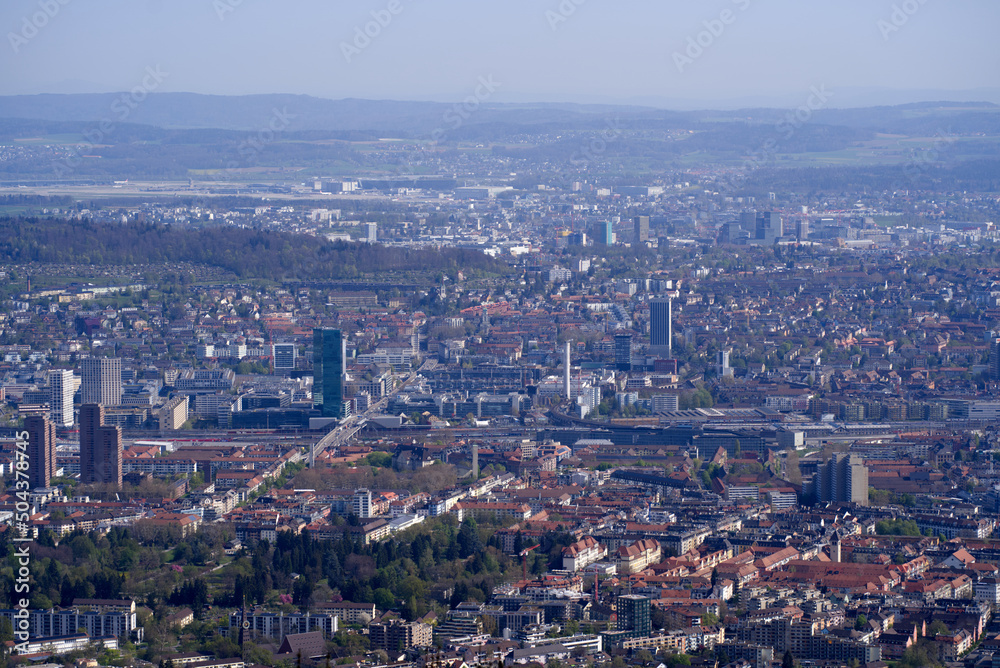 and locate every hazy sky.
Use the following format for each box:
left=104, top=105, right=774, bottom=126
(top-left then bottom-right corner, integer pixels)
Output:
left=2, top=0, right=998, bottom=107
